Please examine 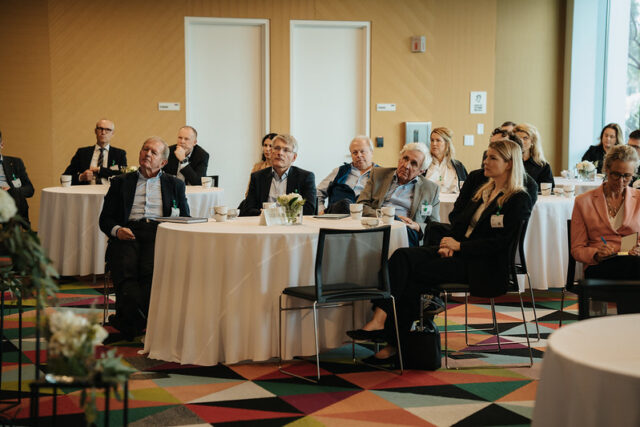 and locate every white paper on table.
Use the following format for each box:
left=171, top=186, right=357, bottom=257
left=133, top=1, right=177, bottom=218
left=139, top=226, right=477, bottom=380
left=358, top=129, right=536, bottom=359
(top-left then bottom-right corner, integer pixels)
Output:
left=619, top=232, right=638, bottom=254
